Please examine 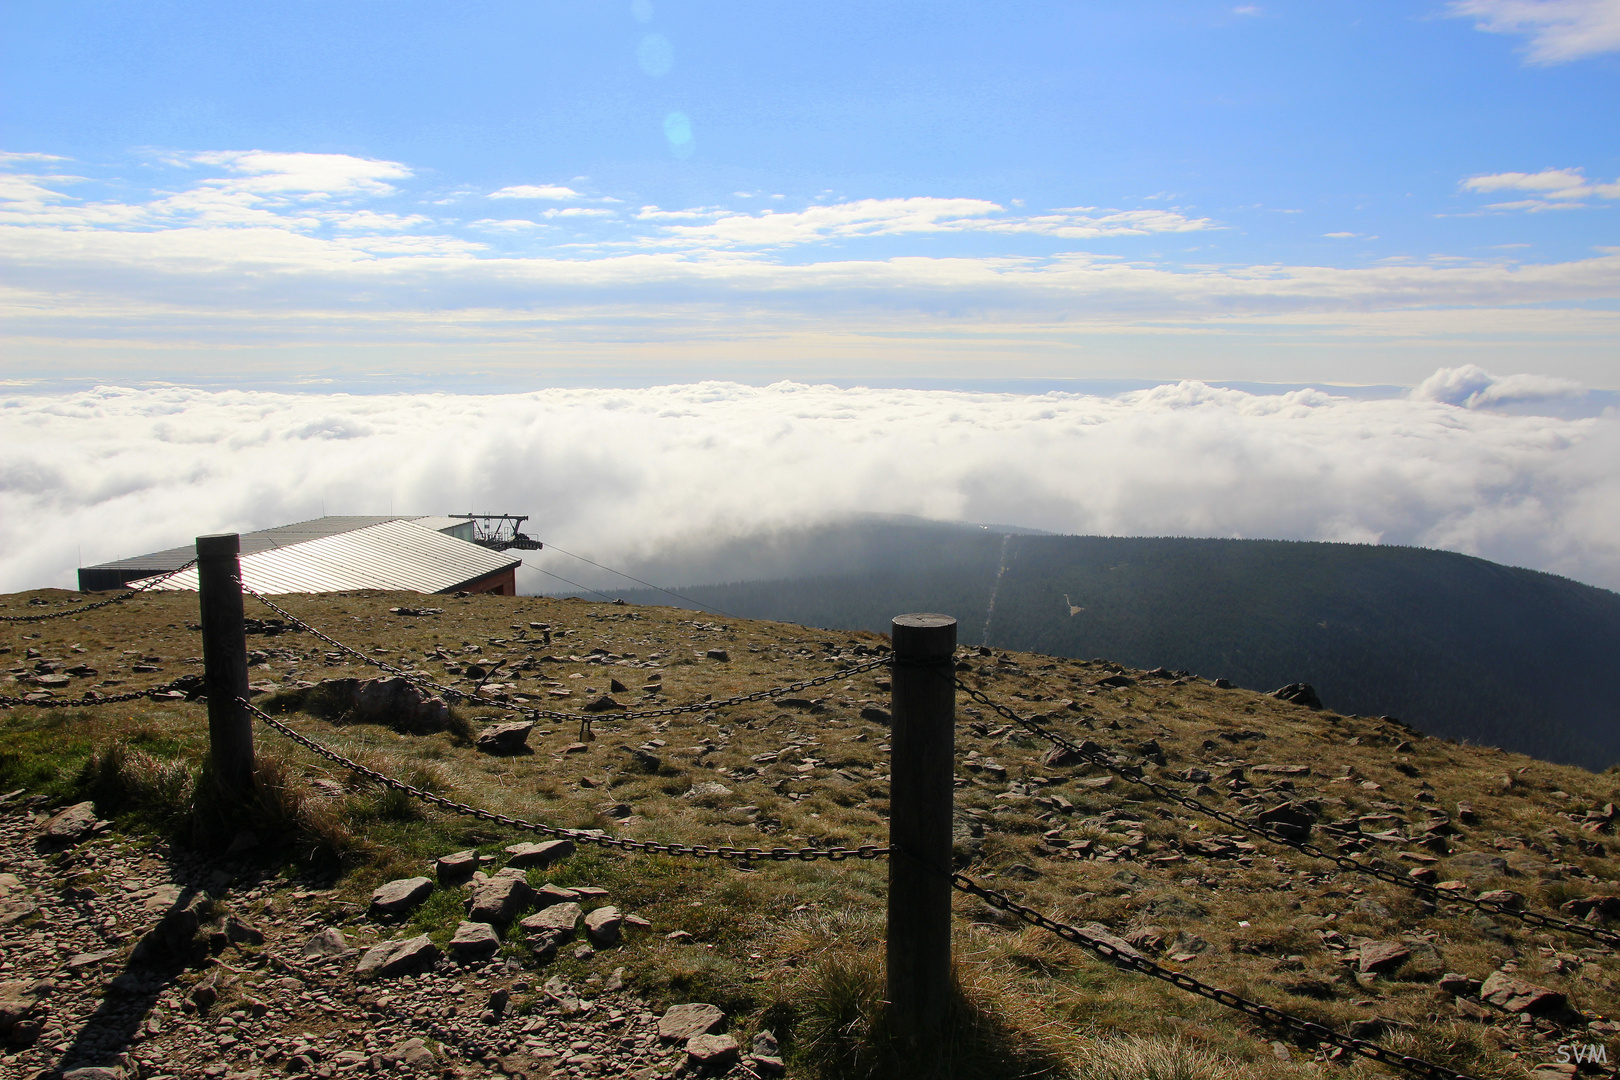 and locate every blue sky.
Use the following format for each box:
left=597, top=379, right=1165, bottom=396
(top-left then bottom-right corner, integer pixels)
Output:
left=2, top=0, right=1618, bottom=389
